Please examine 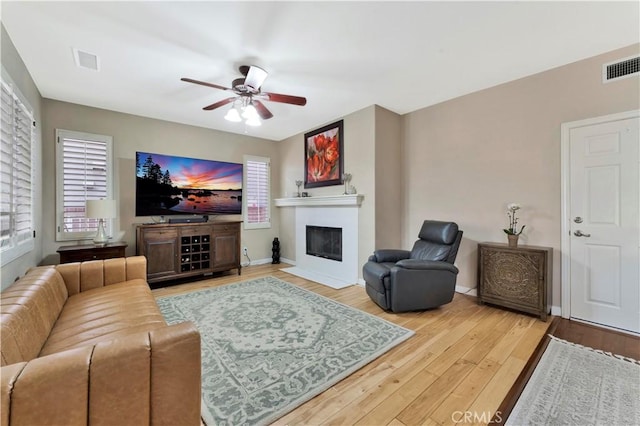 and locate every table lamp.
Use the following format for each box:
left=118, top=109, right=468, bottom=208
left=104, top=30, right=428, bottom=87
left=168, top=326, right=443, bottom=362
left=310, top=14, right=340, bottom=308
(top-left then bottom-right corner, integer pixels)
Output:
left=86, top=199, right=116, bottom=245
